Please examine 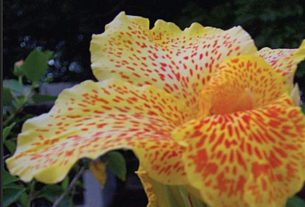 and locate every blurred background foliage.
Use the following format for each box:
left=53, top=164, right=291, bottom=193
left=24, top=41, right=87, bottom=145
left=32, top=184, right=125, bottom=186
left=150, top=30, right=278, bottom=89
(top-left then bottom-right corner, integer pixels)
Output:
left=4, top=0, right=305, bottom=81
left=4, top=0, right=305, bottom=101
left=3, top=0, right=305, bottom=206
